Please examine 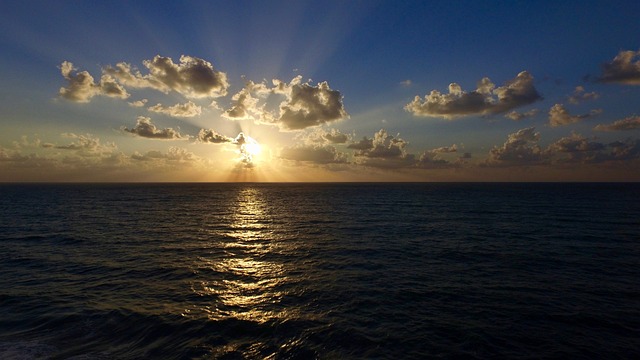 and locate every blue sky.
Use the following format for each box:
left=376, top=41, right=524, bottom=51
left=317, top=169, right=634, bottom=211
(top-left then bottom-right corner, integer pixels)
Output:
left=1, top=0, right=639, bottom=181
